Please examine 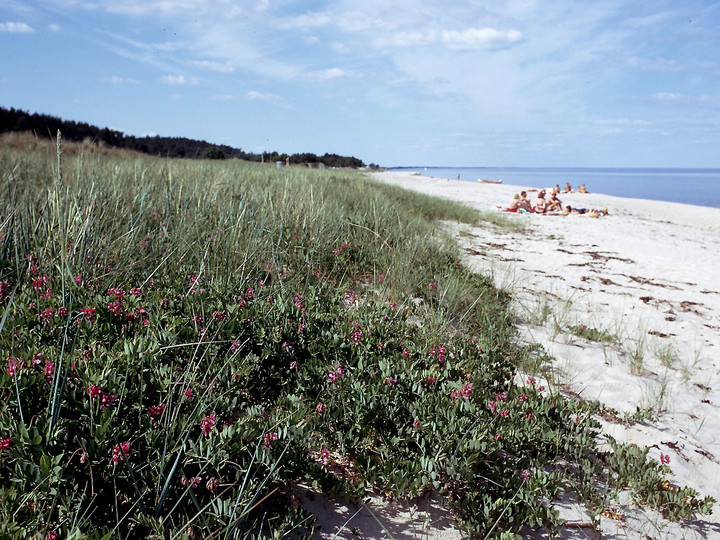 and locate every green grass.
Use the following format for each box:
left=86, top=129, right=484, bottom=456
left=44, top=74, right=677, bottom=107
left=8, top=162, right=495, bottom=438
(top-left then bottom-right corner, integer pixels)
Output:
left=0, top=133, right=713, bottom=538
